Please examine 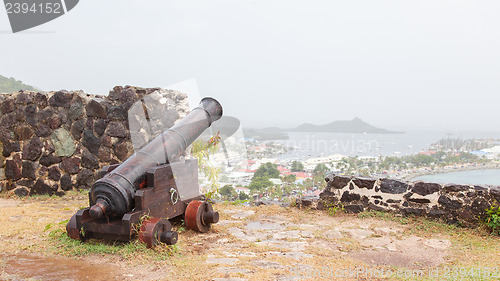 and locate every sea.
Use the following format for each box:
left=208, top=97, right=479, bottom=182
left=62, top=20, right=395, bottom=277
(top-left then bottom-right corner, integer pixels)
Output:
left=271, top=131, right=500, bottom=160
left=267, top=130, right=500, bottom=185
left=414, top=169, right=500, bottom=186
